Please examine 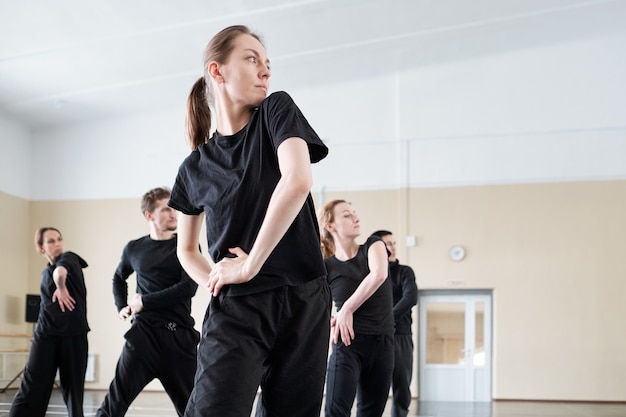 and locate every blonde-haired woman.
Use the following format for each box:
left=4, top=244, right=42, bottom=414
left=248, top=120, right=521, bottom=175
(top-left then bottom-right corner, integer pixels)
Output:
left=320, top=199, right=394, bottom=417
